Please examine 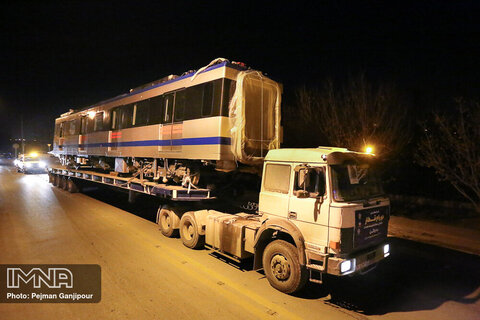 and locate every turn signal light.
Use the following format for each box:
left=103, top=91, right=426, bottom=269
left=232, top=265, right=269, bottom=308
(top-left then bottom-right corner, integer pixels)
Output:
left=329, top=241, right=340, bottom=250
